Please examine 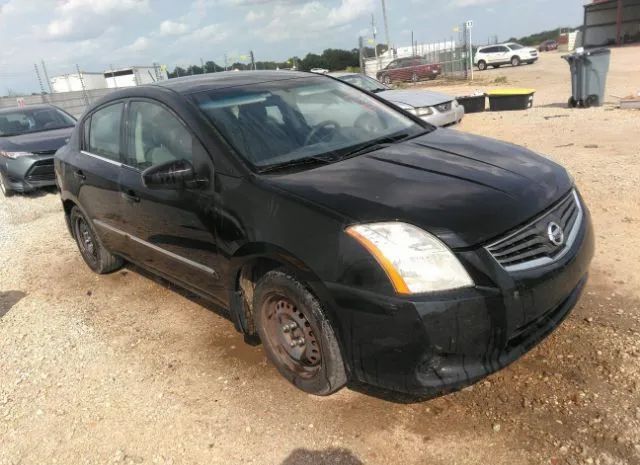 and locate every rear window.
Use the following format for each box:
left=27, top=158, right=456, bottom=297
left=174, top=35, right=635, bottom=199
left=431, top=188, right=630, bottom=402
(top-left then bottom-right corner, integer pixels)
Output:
left=87, top=103, right=123, bottom=161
